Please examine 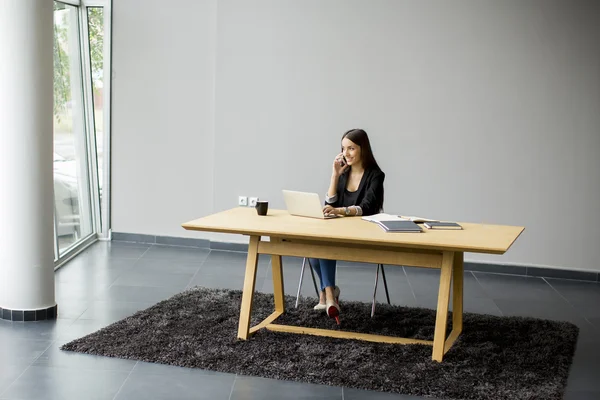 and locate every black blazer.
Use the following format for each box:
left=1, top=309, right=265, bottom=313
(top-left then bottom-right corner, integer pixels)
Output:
left=325, top=168, right=385, bottom=216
